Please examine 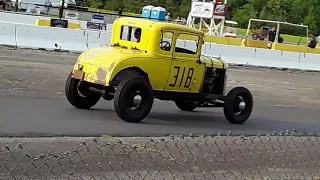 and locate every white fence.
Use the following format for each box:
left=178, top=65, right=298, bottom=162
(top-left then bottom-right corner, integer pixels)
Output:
left=1, top=20, right=320, bottom=71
